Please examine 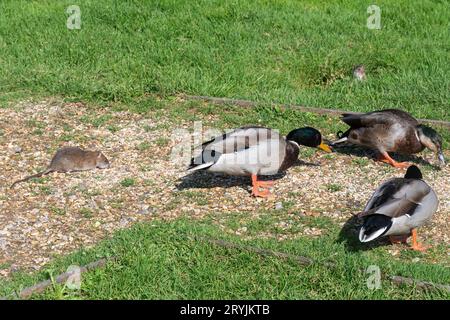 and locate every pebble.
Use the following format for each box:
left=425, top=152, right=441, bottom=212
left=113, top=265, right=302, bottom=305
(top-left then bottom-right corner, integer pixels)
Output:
left=119, top=218, right=130, bottom=227
left=9, top=145, right=22, bottom=153
left=138, top=205, right=151, bottom=215
left=275, top=202, right=283, bottom=210
left=0, top=238, right=7, bottom=250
